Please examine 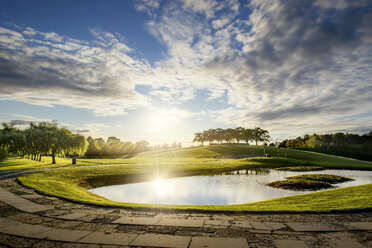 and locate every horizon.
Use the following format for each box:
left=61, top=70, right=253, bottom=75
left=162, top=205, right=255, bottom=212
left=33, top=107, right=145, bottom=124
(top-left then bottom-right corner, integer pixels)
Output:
left=0, top=0, right=371, bottom=146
